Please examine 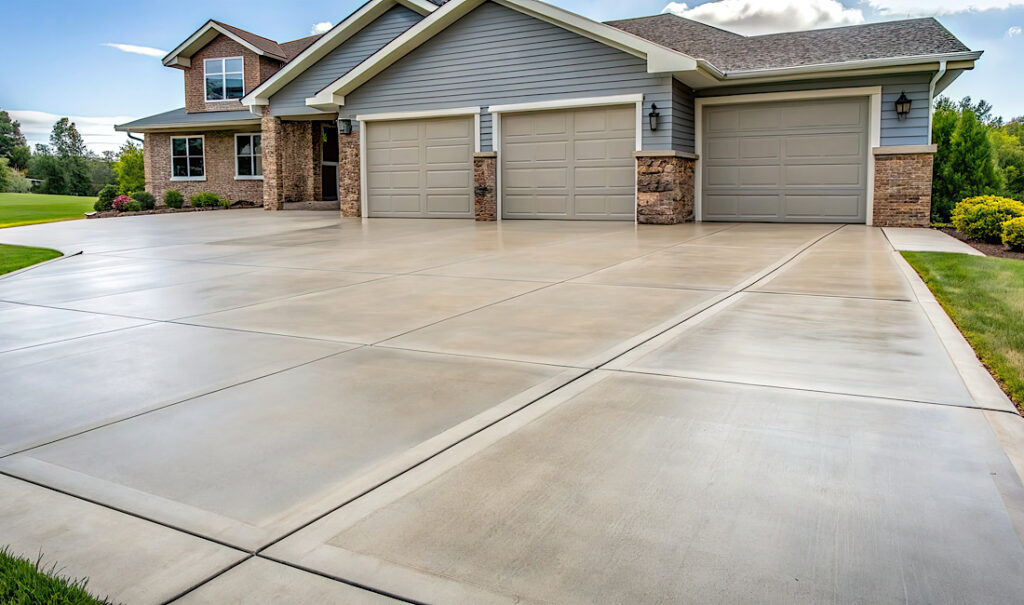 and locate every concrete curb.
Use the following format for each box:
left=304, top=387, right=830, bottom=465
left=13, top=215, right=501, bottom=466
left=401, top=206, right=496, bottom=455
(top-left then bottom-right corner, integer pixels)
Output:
left=0, top=249, right=83, bottom=281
